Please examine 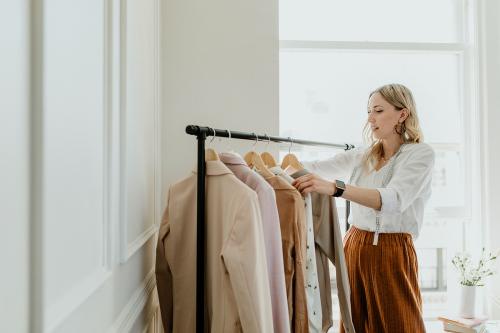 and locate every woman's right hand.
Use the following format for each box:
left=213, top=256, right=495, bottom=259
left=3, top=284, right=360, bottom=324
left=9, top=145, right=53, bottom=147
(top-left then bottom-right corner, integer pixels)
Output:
left=292, top=173, right=336, bottom=196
